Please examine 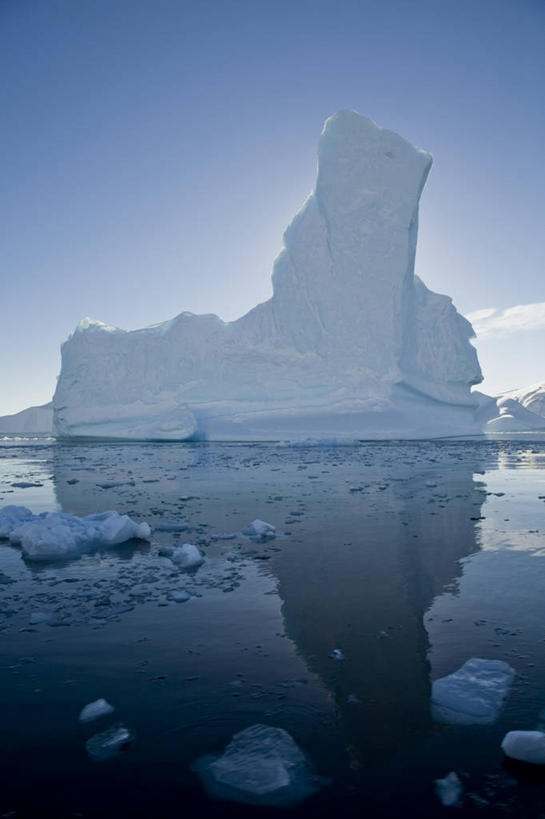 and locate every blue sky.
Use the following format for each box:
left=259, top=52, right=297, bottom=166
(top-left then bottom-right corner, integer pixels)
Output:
left=1, top=0, right=544, bottom=414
